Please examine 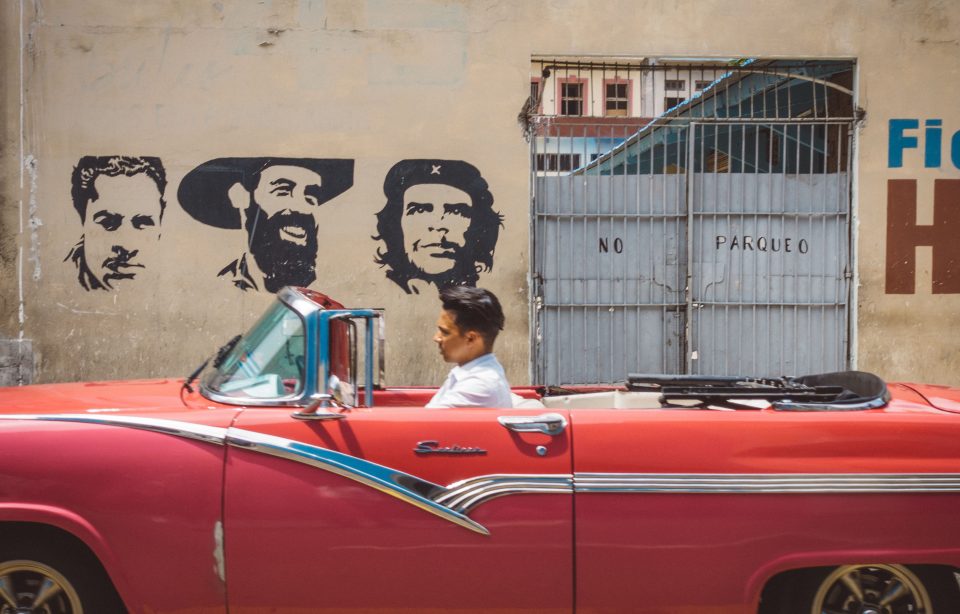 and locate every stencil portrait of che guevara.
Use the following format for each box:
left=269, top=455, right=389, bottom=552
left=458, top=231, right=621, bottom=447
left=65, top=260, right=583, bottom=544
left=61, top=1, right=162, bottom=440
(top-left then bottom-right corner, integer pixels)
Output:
left=374, top=159, right=503, bottom=294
